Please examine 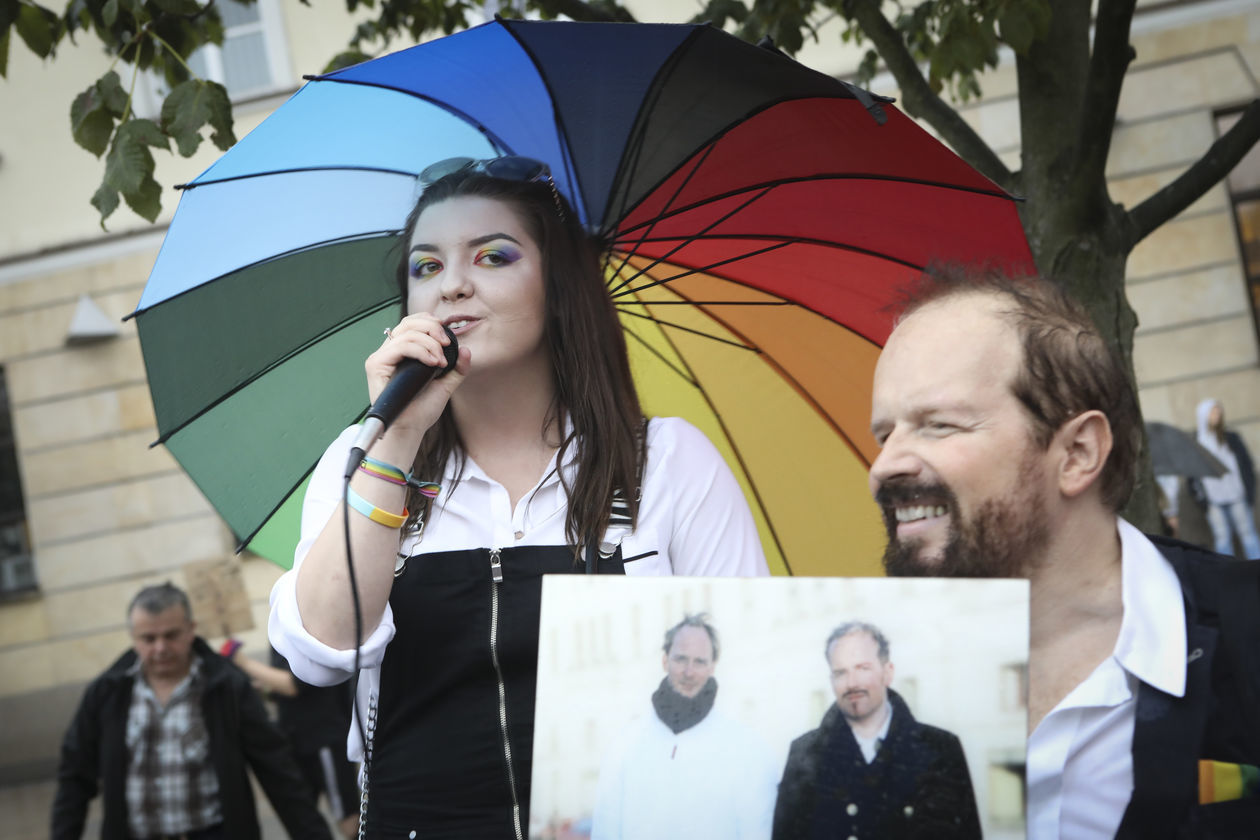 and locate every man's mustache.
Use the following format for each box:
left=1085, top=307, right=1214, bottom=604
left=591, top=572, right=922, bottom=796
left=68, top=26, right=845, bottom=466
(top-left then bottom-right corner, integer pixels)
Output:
left=873, top=478, right=951, bottom=508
